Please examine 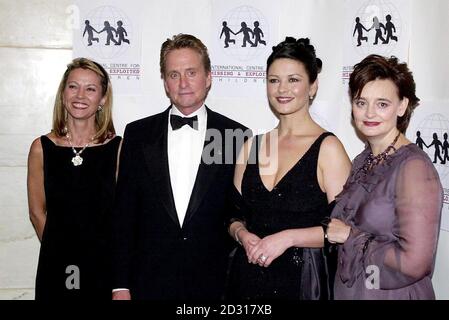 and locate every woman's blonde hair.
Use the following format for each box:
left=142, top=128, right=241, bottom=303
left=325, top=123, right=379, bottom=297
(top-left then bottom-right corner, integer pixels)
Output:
left=52, top=57, right=115, bottom=142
